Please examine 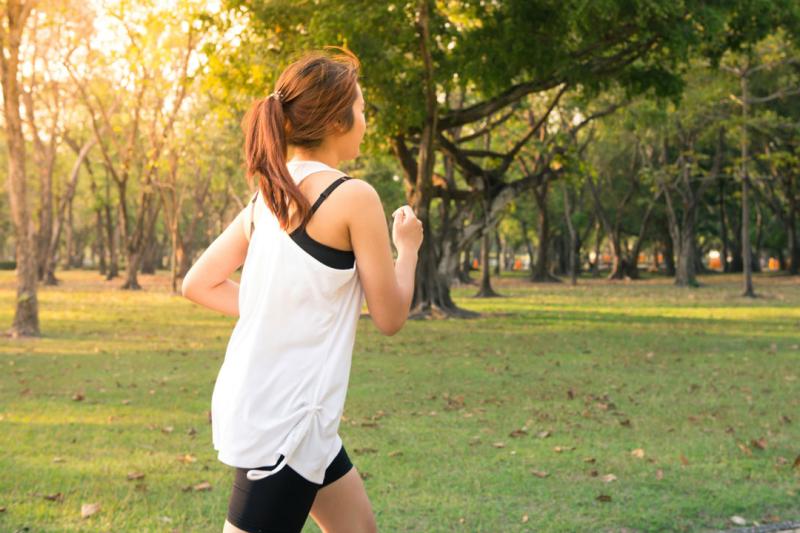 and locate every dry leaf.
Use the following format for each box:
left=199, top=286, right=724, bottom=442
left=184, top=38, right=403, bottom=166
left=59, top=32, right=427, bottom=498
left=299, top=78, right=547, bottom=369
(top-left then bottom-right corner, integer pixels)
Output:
left=522, top=513, right=529, bottom=523
left=596, top=494, right=612, bottom=502
left=492, top=441, right=506, bottom=448
left=127, top=471, right=145, bottom=481
left=193, top=481, right=212, bottom=491
left=353, top=447, right=377, bottom=454
left=177, top=454, right=197, bottom=464
left=509, top=428, right=528, bottom=438
left=553, top=445, right=575, bottom=453
left=81, top=502, right=100, bottom=518
left=655, top=469, right=664, bottom=480
left=751, top=438, right=767, bottom=450
left=536, top=430, right=551, bottom=439
left=161, top=426, right=174, bottom=434
left=631, top=448, right=645, bottom=458
left=531, top=470, right=549, bottom=478
left=601, top=474, right=617, bottom=483
left=730, top=516, right=747, bottom=526
left=737, top=443, right=752, bottom=456
left=43, top=492, right=63, bottom=502
left=679, top=454, right=689, bottom=465
left=387, top=450, right=403, bottom=457
left=53, top=457, right=65, bottom=463
left=72, top=392, right=84, bottom=401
